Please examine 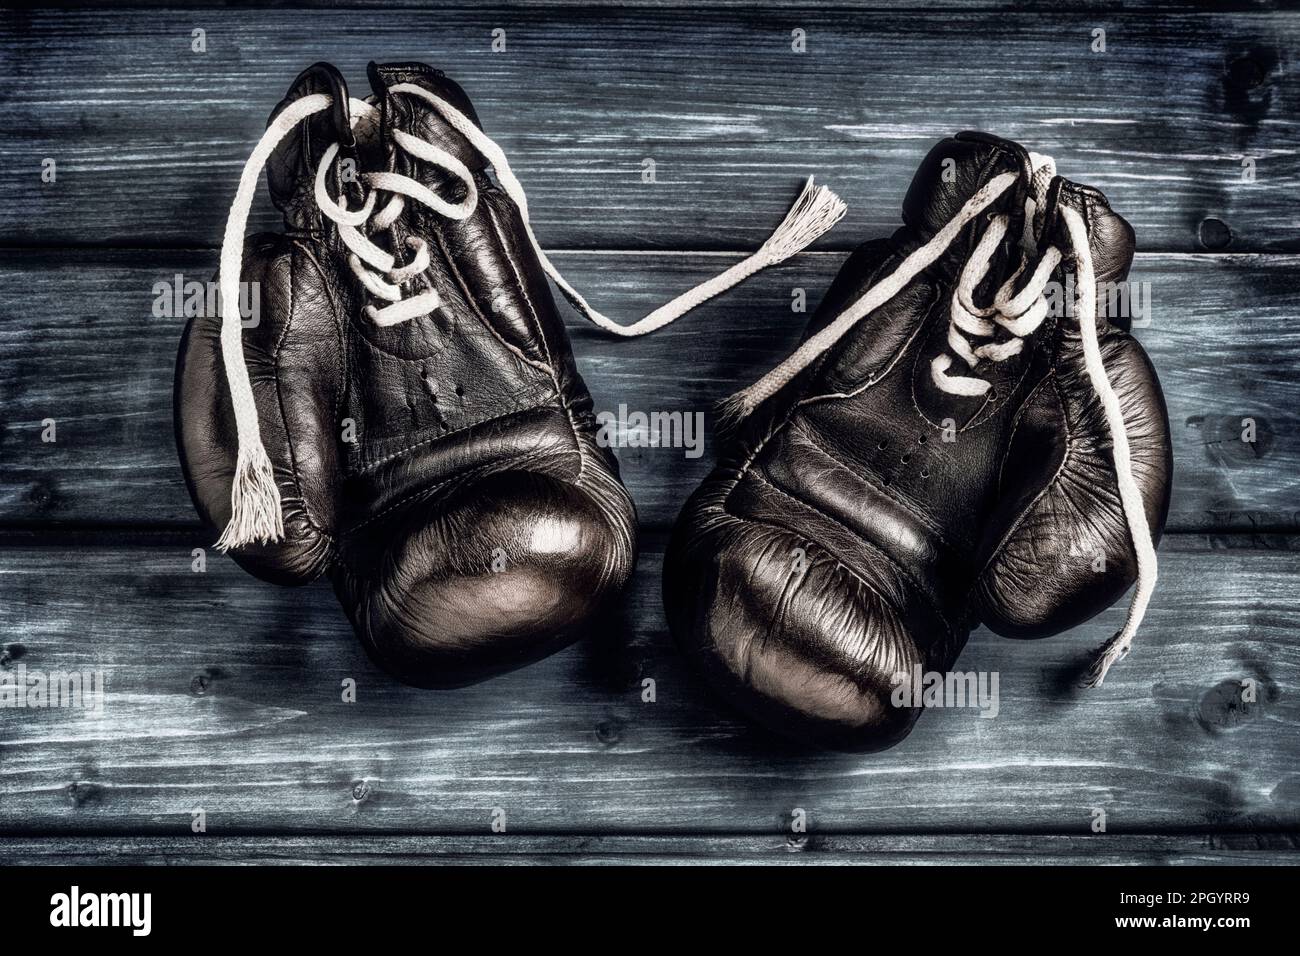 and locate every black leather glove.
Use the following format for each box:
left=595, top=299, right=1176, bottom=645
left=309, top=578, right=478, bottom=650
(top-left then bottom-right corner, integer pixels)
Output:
left=664, top=132, right=1172, bottom=751
left=176, top=62, right=636, bottom=686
